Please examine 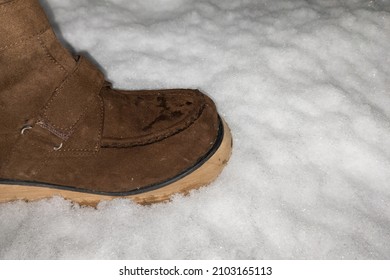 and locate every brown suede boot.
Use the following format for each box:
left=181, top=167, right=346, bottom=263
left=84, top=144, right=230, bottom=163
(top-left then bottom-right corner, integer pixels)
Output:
left=0, top=0, right=232, bottom=205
